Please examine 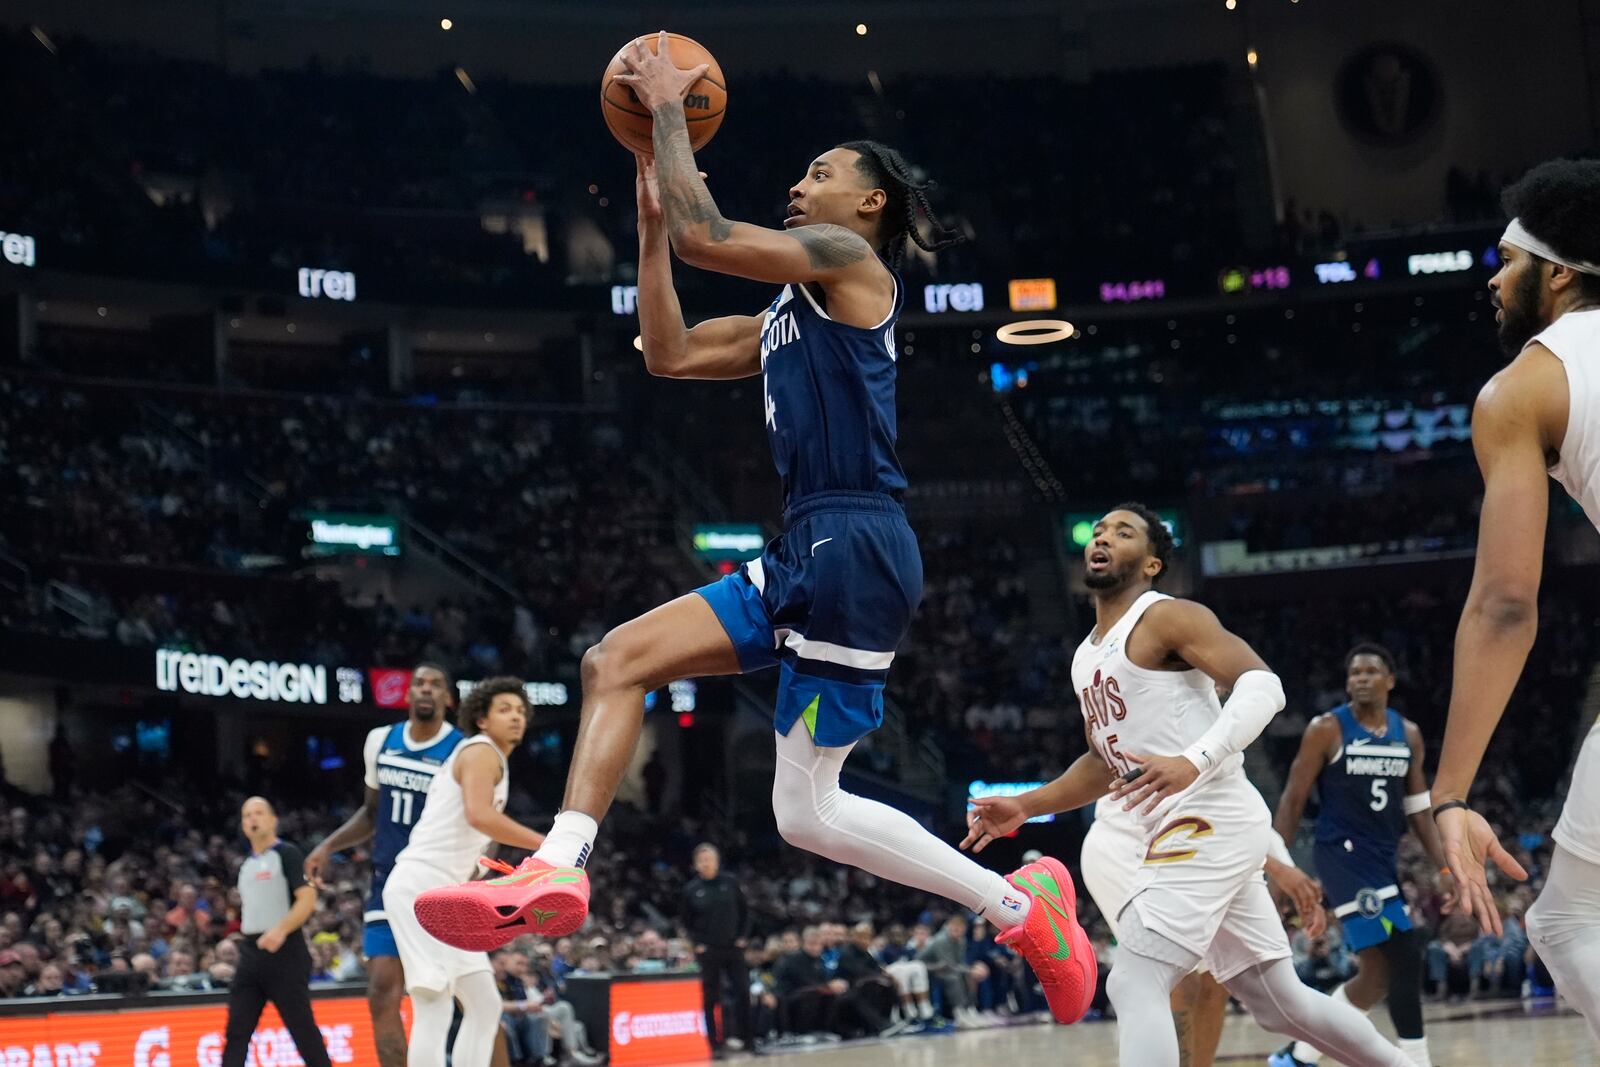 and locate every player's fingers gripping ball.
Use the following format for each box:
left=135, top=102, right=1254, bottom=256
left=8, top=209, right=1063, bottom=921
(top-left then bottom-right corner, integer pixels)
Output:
left=602, top=31, right=726, bottom=155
